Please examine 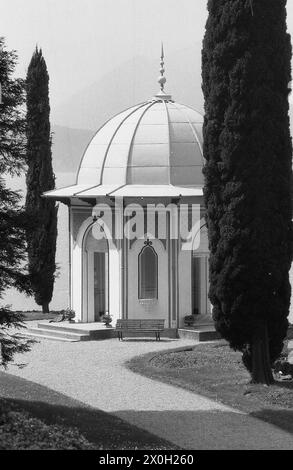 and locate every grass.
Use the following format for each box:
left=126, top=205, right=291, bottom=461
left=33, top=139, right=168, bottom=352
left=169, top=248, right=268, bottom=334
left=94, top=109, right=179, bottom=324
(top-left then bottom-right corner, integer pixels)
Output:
left=16, top=311, right=61, bottom=321
left=127, top=340, right=293, bottom=433
left=0, top=398, right=95, bottom=450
